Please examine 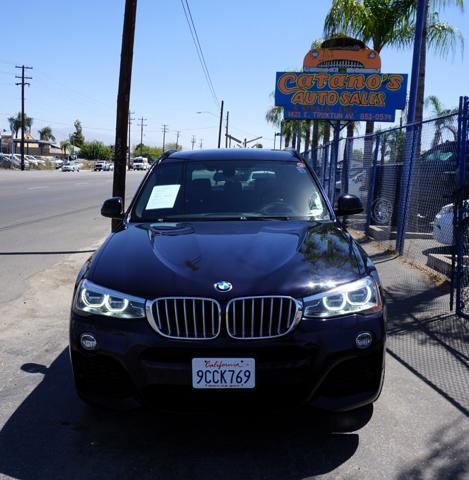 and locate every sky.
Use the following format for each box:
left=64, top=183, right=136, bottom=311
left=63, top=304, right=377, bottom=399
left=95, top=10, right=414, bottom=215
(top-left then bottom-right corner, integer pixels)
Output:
left=0, top=0, right=468, bottom=150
